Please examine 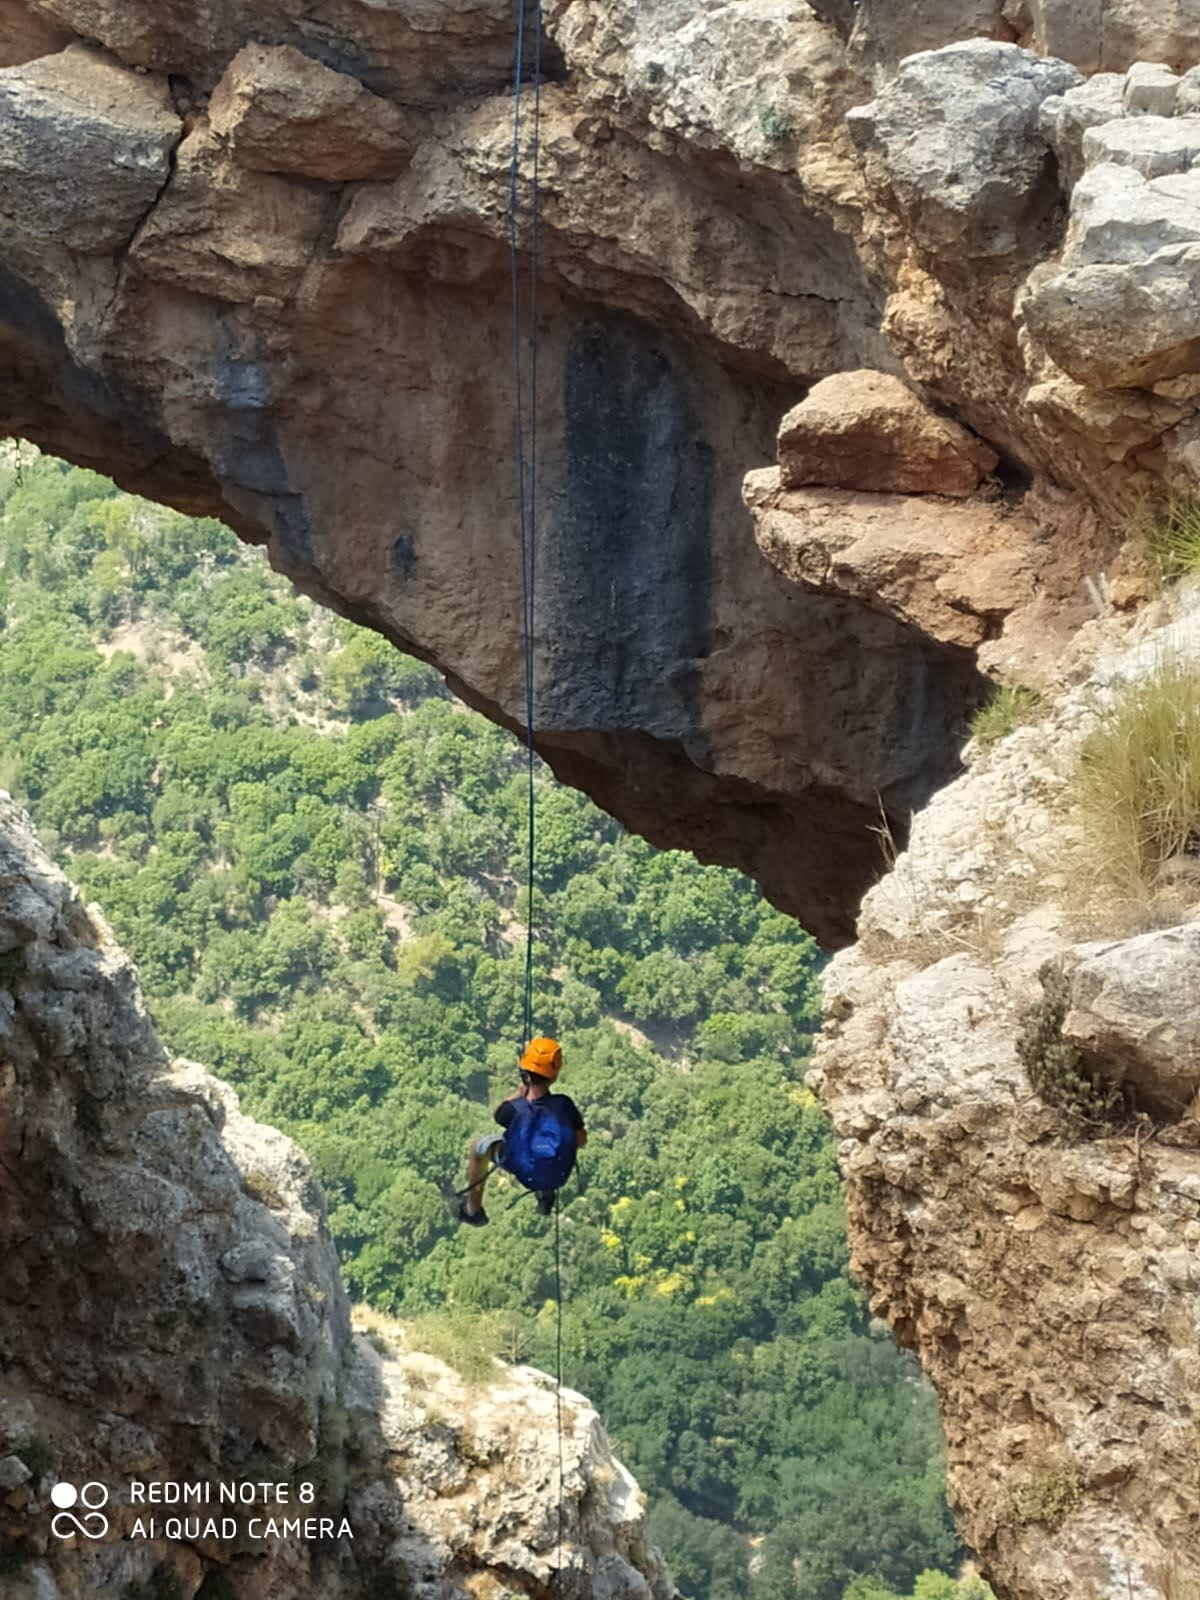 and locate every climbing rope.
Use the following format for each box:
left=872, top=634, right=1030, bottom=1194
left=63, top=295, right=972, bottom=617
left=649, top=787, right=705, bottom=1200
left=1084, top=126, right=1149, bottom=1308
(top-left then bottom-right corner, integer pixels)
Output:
left=507, top=2, right=567, bottom=1591
left=554, top=1198, right=566, bottom=1592
left=508, top=0, right=542, bottom=1050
